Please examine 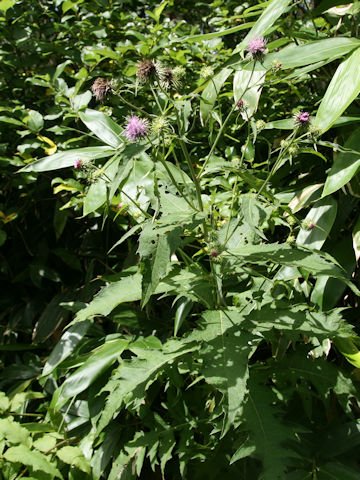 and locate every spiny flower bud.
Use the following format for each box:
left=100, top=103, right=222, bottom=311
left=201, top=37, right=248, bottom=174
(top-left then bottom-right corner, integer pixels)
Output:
left=286, top=234, right=296, bottom=245
left=136, top=59, right=157, bottom=83
left=255, top=119, right=266, bottom=131
left=308, top=123, right=322, bottom=139
left=159, top=66, right=183, bottom=90
left=280, top=139, right=290, bottom=149
left=173, top=66, right=186, bottom=79
left=91, top=78, right=113, bottom=102
left=200, top=66, right=214, bottom=79
left=302, top=219, right=315, bottom=231
left=288, top=144, right=299, bottom=156
left=151, top=116, right=169, bottom=136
